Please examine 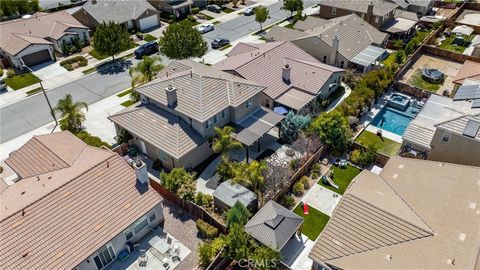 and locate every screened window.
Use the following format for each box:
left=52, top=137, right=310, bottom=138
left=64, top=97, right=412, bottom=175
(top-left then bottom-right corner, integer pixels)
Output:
left=148, top=210, right=156, bottom=222
left=133, top=217, right=148, bottom=233
left=332, top=7, right=336, bottom=15
left=246, top=98, right=253, bottom=108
